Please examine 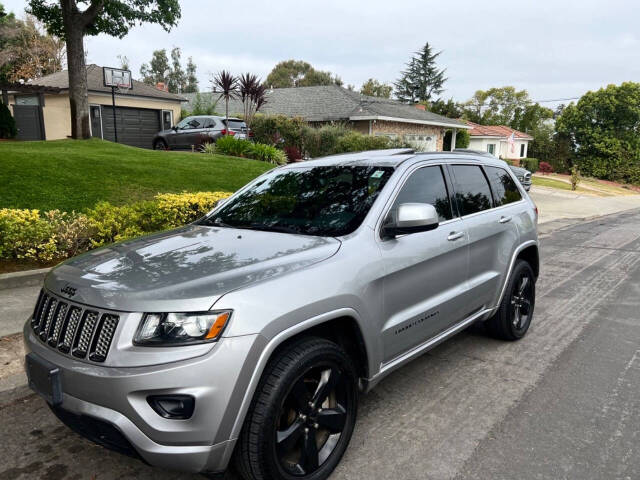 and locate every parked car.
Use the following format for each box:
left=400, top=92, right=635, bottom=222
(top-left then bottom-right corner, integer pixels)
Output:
left=508, top=165, right=532, bottom=191
left=24, top=150, right=539, bottom=480
left=152, top=115, right=250, bottom=150
left=453, top=149, right=532, bottom=191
